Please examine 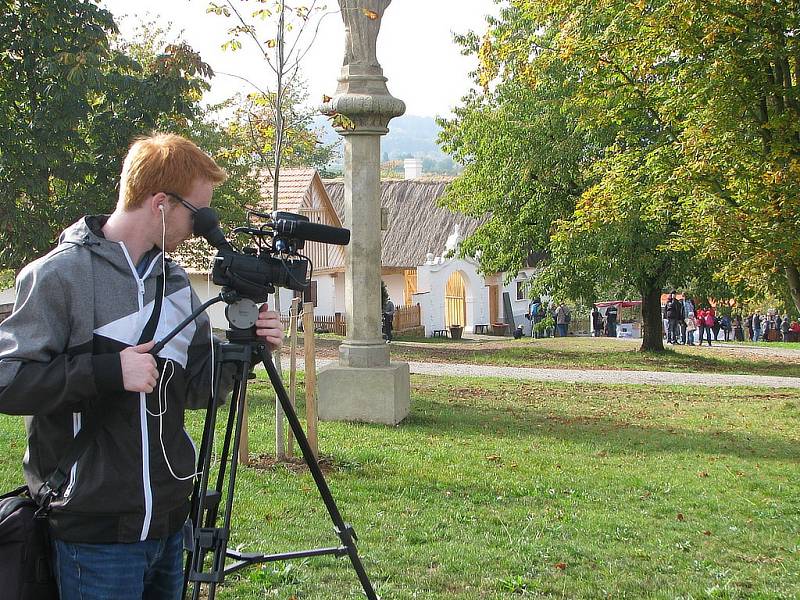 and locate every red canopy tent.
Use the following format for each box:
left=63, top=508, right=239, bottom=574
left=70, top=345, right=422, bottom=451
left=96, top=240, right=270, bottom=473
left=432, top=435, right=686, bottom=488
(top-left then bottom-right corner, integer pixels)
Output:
left=595, top=300, right=641, bottom=308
